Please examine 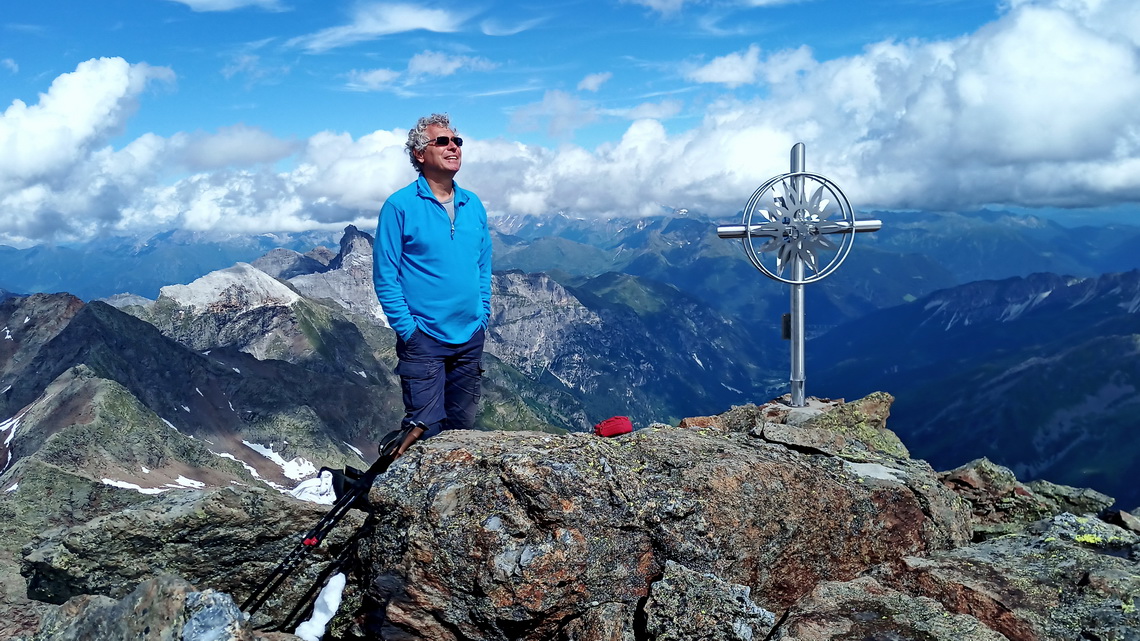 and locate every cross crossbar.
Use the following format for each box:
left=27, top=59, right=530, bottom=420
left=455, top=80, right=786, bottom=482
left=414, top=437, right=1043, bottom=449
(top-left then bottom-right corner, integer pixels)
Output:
left=717, top=219, right=882, bottom=239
